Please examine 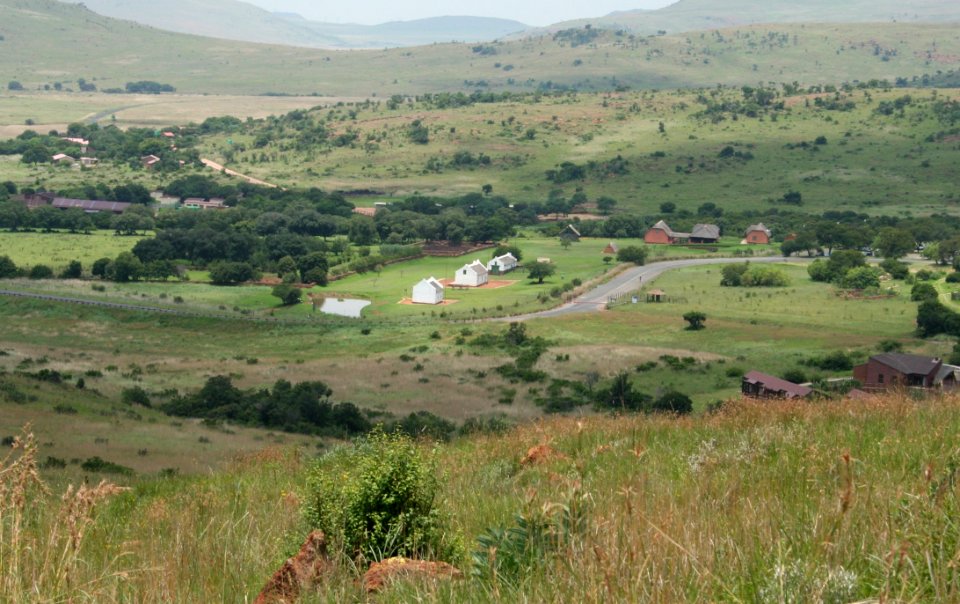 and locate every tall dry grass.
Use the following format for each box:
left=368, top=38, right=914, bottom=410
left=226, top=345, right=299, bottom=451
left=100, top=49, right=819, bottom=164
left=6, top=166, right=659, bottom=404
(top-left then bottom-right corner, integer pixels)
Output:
left=5, top=392, right=960, bottom=602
